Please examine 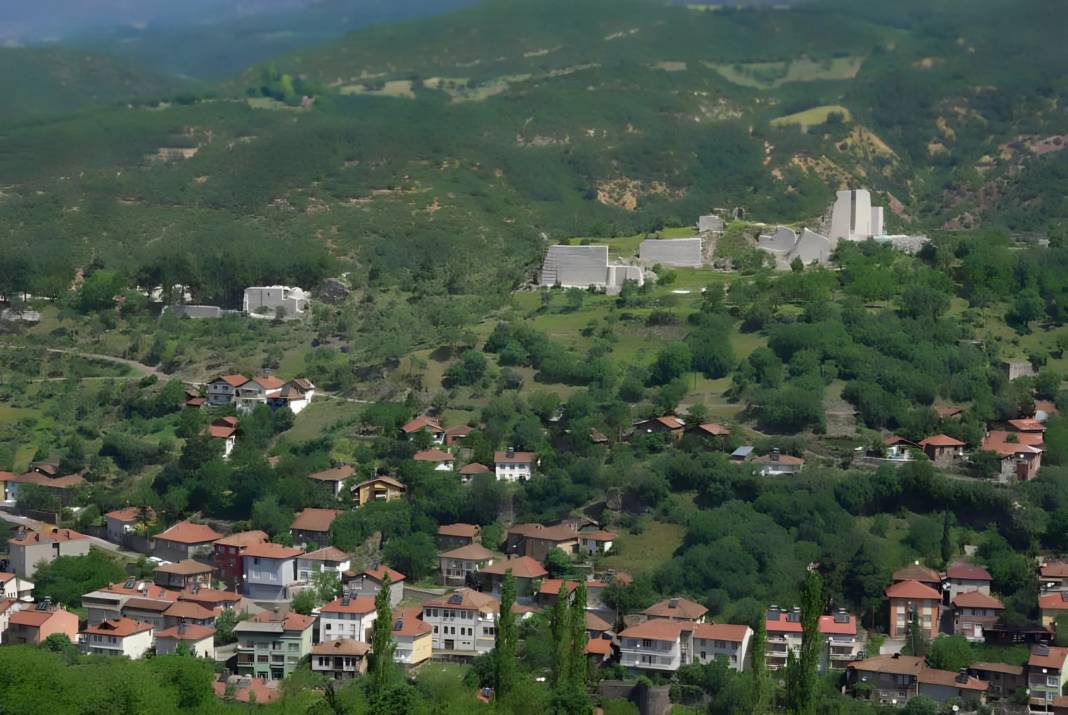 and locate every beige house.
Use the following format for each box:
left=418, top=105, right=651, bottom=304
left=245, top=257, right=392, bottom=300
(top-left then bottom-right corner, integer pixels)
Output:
left=439, top=543, right=497, bottom=586
left=8, top=528, right=91, bottom=579
left=81, top=617, right=154, bottom=658
left=311, top=639, right=370, bottom=680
